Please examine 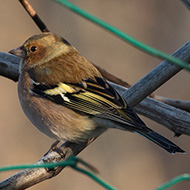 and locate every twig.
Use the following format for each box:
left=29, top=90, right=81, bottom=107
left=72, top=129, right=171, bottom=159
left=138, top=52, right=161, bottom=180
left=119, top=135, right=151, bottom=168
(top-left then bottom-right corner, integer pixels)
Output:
left=0, top=52, right=19, bottom=82
left=94, top=64, right=131, bottom=88
left=110, top=82, right=190, bottom=136
left=19, top=0, right=49, bottom=32
left=153, top=94, right=190, bottom=112
left=136, top=98, right=190, bottom=136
